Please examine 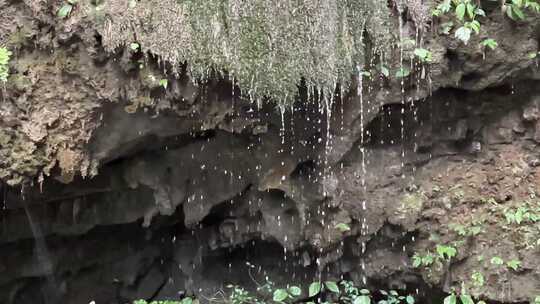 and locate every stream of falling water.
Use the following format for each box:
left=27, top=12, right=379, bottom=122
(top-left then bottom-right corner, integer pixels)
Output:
left=21, top=193, right=60, bottom=303
left=356, top=64, right=368, bottom=286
